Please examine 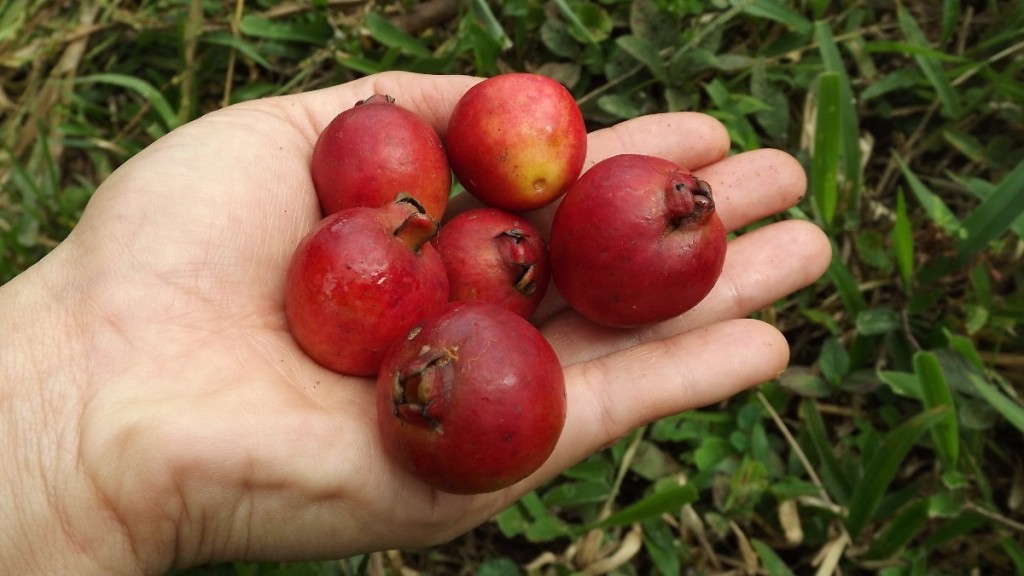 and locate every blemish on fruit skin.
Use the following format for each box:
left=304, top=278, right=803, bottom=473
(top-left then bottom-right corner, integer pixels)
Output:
left=533, top=178, right=547, bottom=193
